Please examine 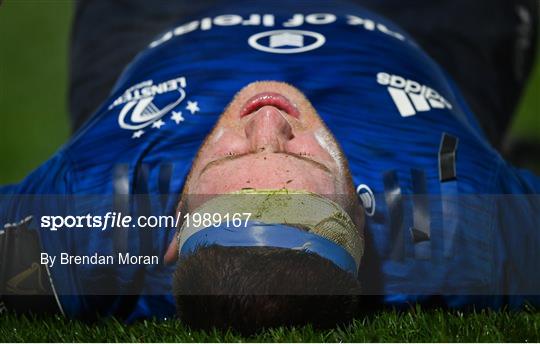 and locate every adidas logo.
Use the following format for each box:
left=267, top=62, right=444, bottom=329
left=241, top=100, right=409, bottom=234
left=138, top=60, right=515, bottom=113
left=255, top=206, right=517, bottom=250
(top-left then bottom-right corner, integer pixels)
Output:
left=377, top=72, right=453, bottom=117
